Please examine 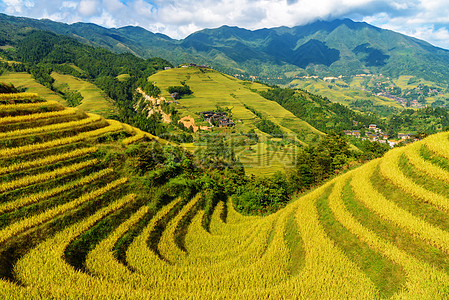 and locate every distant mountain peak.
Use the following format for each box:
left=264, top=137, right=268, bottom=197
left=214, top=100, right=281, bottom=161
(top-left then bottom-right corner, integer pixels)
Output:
left=1, top=13, right=448, bottom=83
